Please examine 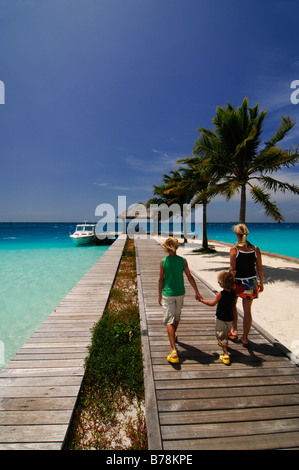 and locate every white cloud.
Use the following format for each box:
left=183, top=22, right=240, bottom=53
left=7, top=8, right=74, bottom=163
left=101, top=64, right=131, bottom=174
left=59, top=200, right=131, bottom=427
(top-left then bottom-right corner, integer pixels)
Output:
left=122, top=149, right=188, bottom=175
left=93, top=181, right=152, bottom=192
left=261, top=86, right=292, bottom=114
left=291, top=60, right=299, bottom=70
left=111, top=185, right=152, bottom=192
left=252, top=75, right=299, bottom=146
